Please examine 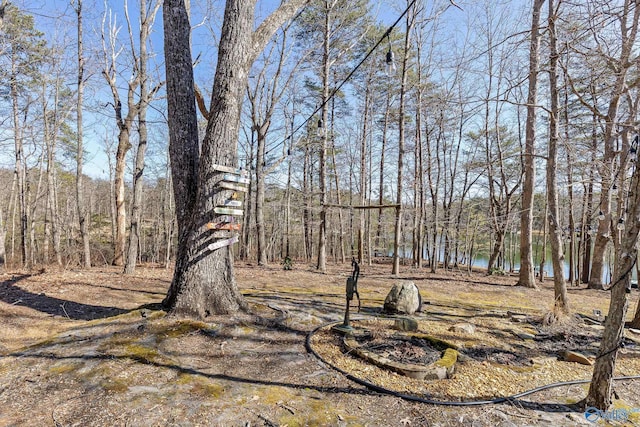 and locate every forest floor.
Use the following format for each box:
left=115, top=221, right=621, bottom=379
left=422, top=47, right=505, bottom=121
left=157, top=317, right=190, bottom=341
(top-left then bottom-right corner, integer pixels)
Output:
left=1, top=261, right=640, bottom=426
